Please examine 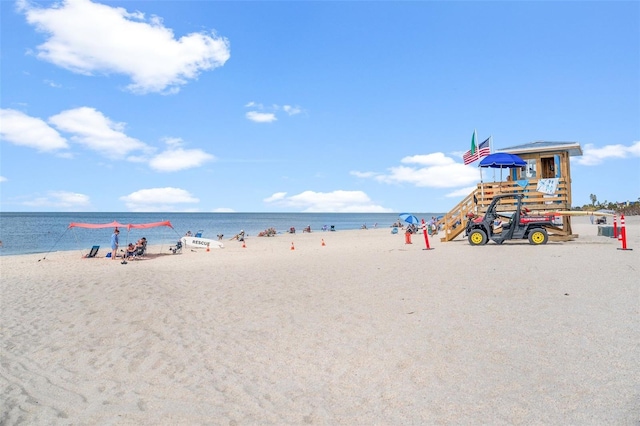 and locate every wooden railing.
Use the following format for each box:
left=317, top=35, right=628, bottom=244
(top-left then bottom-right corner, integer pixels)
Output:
left=438, top=190, right=477, bottom=242
left=474, top=178, right=570, bottom=212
